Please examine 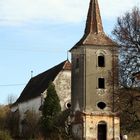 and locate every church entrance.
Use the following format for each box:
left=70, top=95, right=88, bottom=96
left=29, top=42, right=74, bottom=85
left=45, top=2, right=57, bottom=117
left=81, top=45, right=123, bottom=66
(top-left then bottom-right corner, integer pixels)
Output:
left=98, top=121, right=107, bottom=140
